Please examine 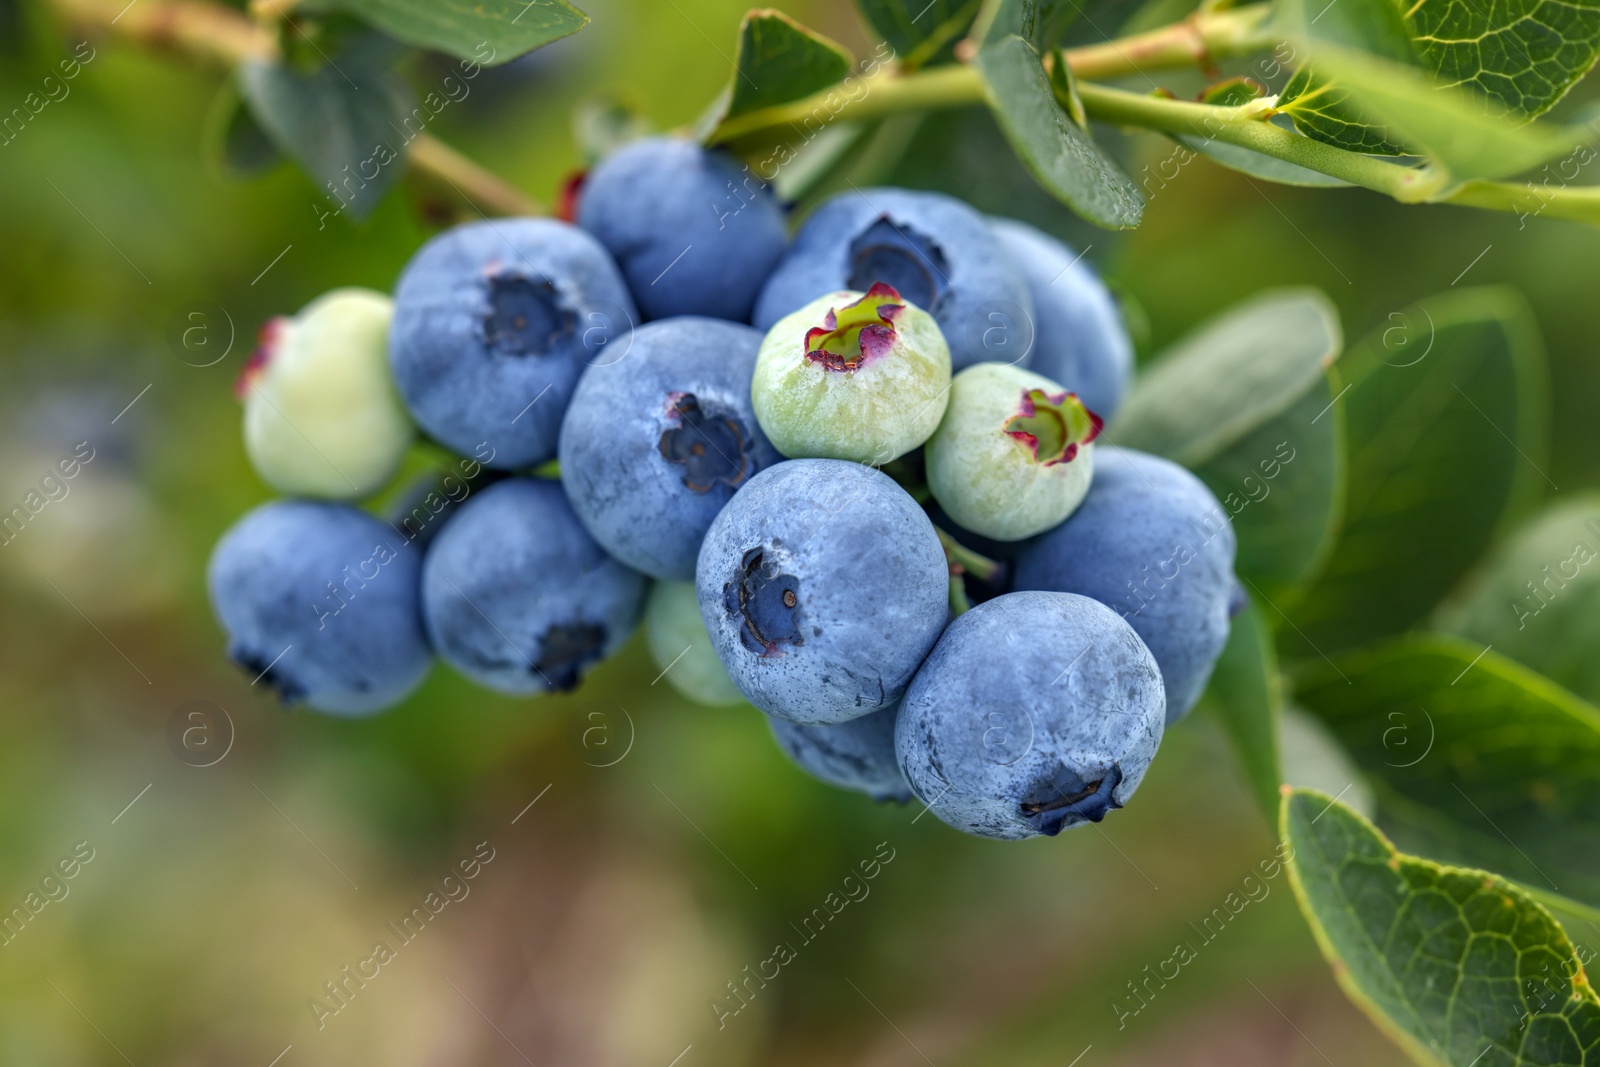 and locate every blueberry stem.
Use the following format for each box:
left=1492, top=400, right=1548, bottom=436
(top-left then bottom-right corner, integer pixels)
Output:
left=947, top=573, right=973, bottom=617
left=935, top=528, right=1001, bottom=583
